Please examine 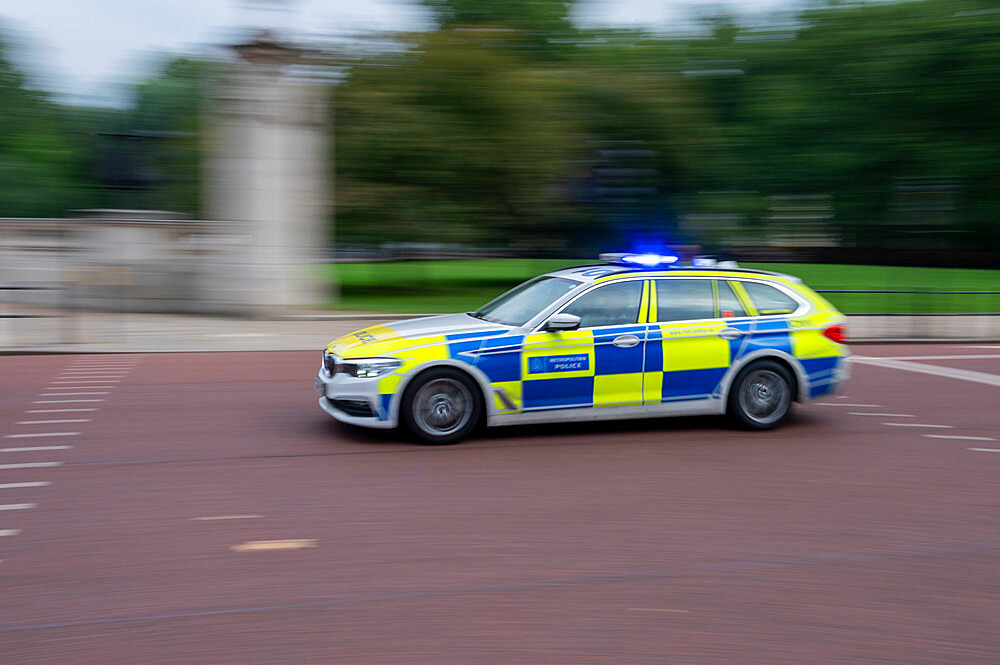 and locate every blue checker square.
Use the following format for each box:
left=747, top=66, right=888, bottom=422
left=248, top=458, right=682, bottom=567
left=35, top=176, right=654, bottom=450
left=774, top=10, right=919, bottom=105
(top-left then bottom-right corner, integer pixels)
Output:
left=662, top=367, right=726, bottom=400
left=747, top=319, right=791, bottom=355
left=593, top=325, right=646, bottom=375
left=523, top=377, right=594, bottom=409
